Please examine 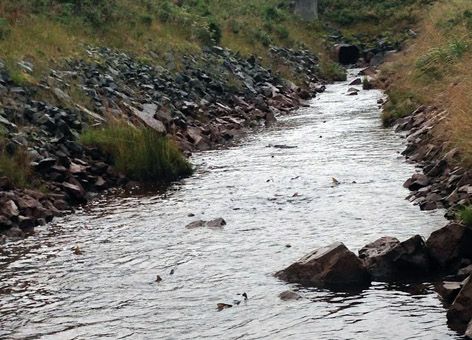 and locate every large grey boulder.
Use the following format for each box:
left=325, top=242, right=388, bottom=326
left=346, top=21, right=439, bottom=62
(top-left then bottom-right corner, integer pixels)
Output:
left=275, top=242, right=371, bottom=290
left=359, top=235, right=432, bottom=281
left=448, top=276, right=472, bottom=334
